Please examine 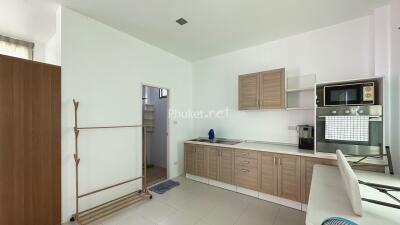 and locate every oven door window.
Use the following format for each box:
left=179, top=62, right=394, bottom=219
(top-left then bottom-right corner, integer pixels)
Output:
left=325, top=85, right=361, bottom=105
